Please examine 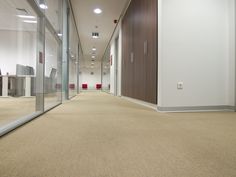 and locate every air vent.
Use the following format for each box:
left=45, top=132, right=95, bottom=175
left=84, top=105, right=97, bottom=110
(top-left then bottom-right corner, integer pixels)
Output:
left=92, top=32, right=99, bottom=39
